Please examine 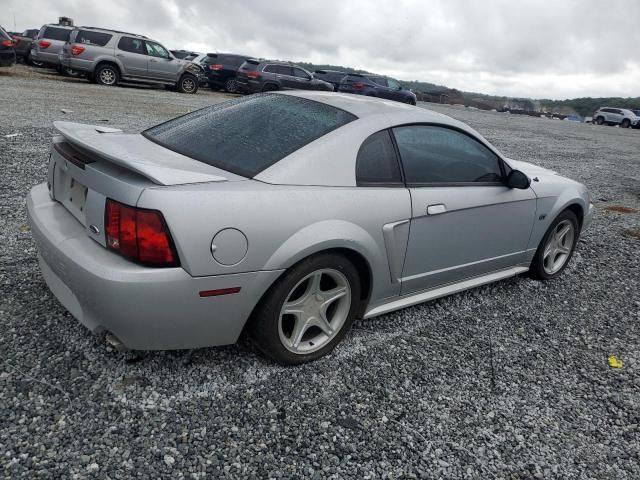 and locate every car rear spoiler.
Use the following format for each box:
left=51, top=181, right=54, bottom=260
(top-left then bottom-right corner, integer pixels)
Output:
left=53, top=121, right=232, bottom=186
